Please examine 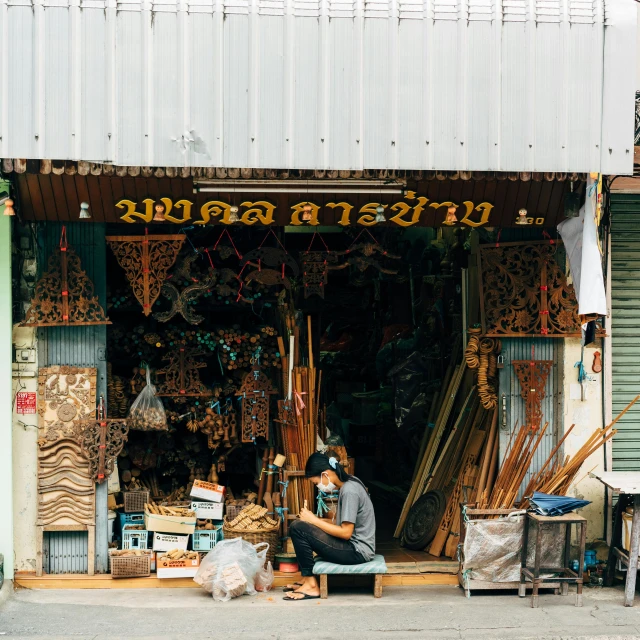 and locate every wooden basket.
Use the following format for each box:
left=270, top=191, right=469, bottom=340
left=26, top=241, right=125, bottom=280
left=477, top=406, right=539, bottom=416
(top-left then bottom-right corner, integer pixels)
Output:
left=124, top=490, right=150, bottom=513
left=110, top=553, right=152, bottom=578
left=222, top=525, right=279, bottom=565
